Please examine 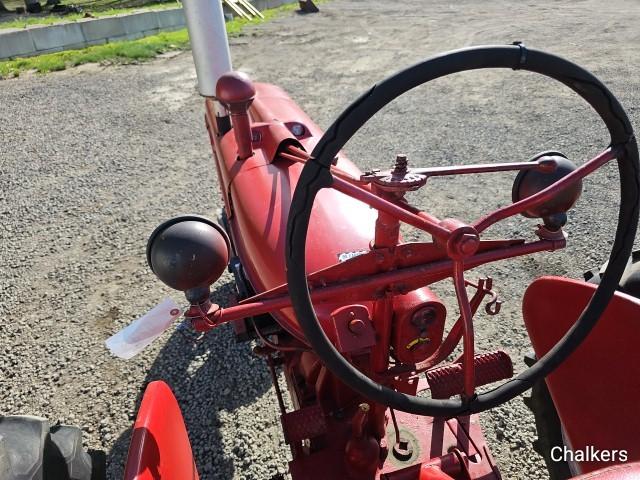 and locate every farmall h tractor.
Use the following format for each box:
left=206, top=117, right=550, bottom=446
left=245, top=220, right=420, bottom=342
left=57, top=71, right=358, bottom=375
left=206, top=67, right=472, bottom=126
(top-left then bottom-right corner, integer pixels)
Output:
left=127, top=1, right=638, bottom=479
